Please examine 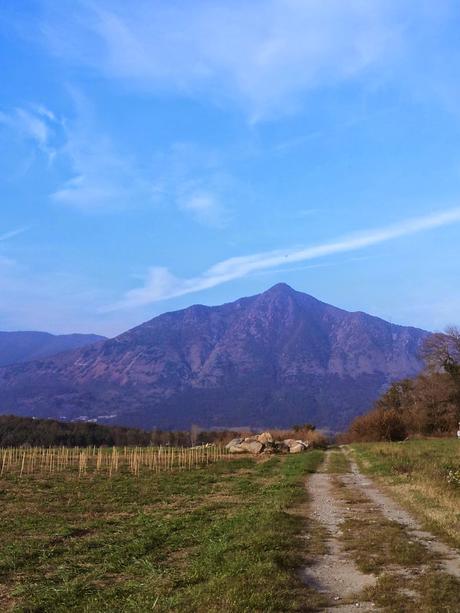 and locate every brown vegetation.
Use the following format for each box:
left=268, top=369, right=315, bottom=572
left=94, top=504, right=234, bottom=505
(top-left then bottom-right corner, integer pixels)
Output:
left=345, top=327, right=460, bottom=441
left=269, top=425, right=328, bottom=448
